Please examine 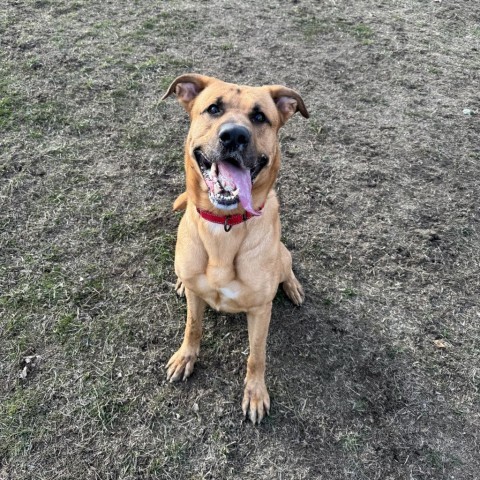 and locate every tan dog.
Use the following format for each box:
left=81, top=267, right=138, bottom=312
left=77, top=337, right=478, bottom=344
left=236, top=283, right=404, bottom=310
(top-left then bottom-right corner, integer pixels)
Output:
left=162, top=74, right=309, bottom=424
